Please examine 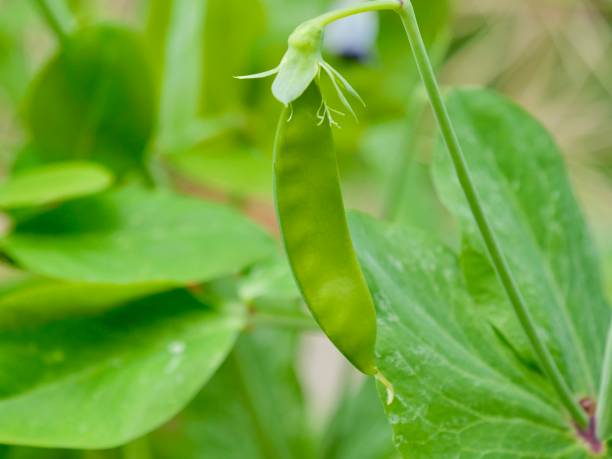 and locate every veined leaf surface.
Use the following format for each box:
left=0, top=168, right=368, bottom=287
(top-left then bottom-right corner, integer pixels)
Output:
left=432, top=88, right=611, bottom=402
left=350, top=212, right=610, bottom=458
